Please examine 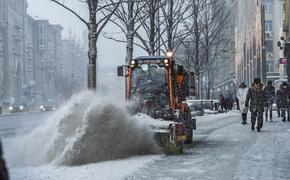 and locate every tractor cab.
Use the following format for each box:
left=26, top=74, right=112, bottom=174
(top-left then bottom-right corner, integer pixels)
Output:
left=117, top=55, right=196, bottom=153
